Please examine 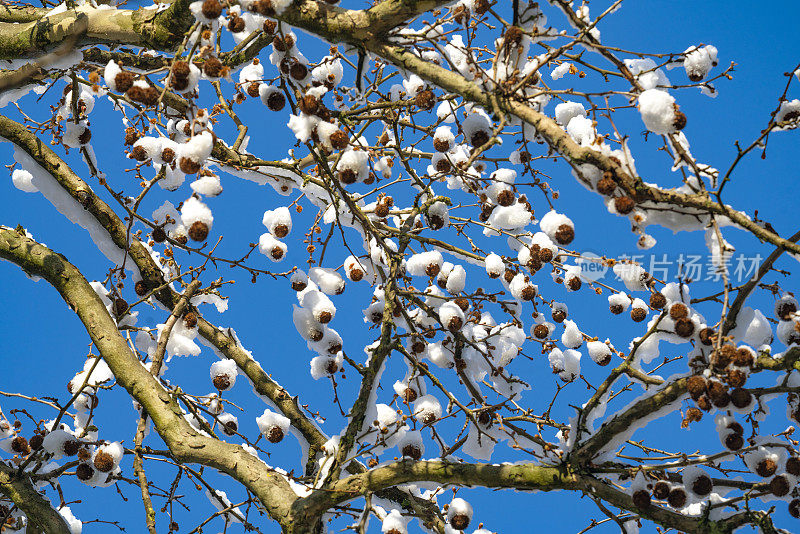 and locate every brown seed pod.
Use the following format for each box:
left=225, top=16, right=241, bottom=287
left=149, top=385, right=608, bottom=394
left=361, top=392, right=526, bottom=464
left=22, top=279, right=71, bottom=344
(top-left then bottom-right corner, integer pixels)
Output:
left=776, top=299, right=798, bottom=320
left=698, top=327, right=715, bottom=346
left=425, top=263, right=441, bottom=278
left=161, top=147, right=175, bottom=163
left=554, top=224, right=574, bottom=245
left=246, top=82, right=261, bottom=98
left=433, top=137, right=451, bottom=153
left=726, top=368, right=747, bottom=388
left=171, top=60, right=190, bottom=81
left=449, top=514, right=470, bottom=531
left=63, top=439, right=80, bottom=456
left=114, top=71, right=134, bottom=93
left=707, top=381, right=730, bottom=408
left=631, top=307, right=647, bottom=322
left=674, top=317, right=695, bottom=338
left=470, top=129, right=490, bottom=148
left=538, top=247, right=554, bottom=263
left=755, top=458, right=778, bottom=478
left=552, top=309, right=567, bottom=323
left=733, top=348, right=755, bottom=368
left=609, top=303, right=624, bottom=315
left=254, top=0, right=275, bottom=16
left=124, top=127, right=140, bottom=146
left=11, top=436, right=30, bottom=455
left=533, top=324, right=549, bottom=339
left=725, top=432, right=744, bottom=451
left=78, top=128, right=92, bottom=145
left=76, top=463, right=94, bottom=481
left=614, top=196, right=635, bottom=215
left=113, top=297, right=129, bottom=317
left=596, top=175, right=616, bottom=196
left=338, top=168, right=357, bottom=184
left=152, top=226, right=167, bottom=243
left=290, top=62, right=308, bottom=81
left=790, top=499, right=800, bottom=518
left=653, top=481, right=671, bottom=500
left=263, top=19, right=277, bottom=34
left=435, top=157, right=451, bottom=173
left=228, top=16, right=245, bottom=33
left=201, top=0, right=222, bottom=19
left=93, top=451, right=115, bottom=472
left=496, top=189, right=515, bottom=207
left=673, top=106, right=687, bottom=130
left=786, top=457, right=800, bottom=476
left=521, top=284, right=537, bottom=301
left=267, top=426, right=284, bottom=443
left=401, top=444, right=422, bottom=460
left=649, top=292, right=667, bottom=309
left=691, top=474, right=713, bottom=496
left=203, top=57, right=225, bottom=78
left=326, top=130, right=347, bottom=151
left=188, top=221, right=209, bottom=242
left=29, top=434, right=44, bottom=451
left=632, top=489, right=651, bottom=509
left=266, top=90, right=286, bottom=111
left=415, top=89, right=436, bottom=111
left=183, top=311, right=197, bottom=329
left=131, top=145, right=149, bottom=162
left=212, top=374, right=231, bottom=391
left=667, top=488, right=687, bottom=508
left=770, top=475, right=791, bottom=497
left=317, top=310, right=332, bottom=324
left=696, top=395, right=712, bottom=412
left=669, top=302, right=689, bottom=320
left=686, top=375, right=707, bottom=400
left=473, top=0, right=489, bottom=15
